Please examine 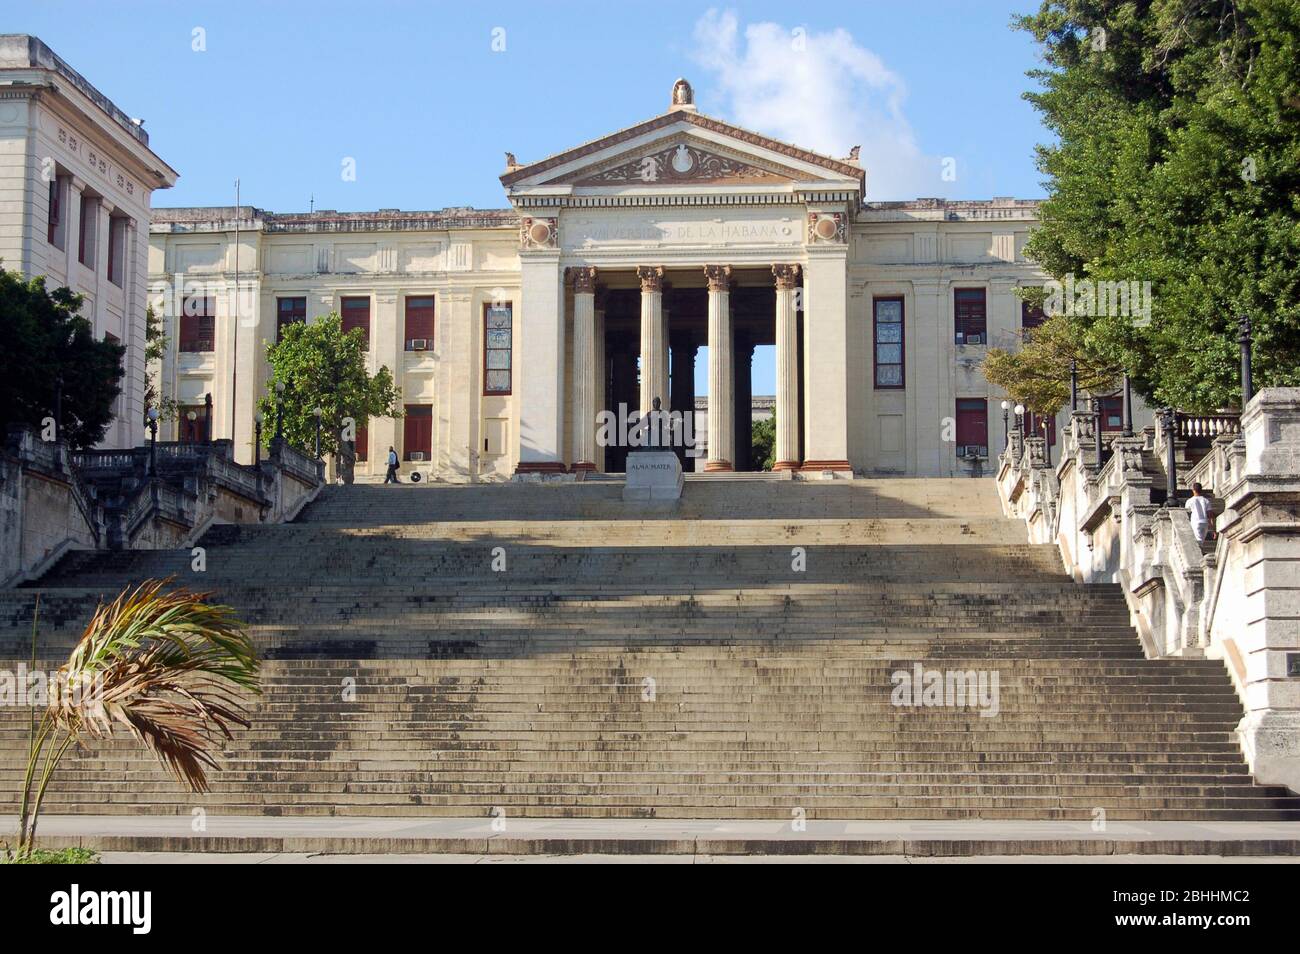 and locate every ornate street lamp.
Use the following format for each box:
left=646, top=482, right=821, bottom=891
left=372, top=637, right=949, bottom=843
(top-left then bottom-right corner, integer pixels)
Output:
left=1239, top=314, right=1254, bottom=407
left=203, top=392, right=213, bottom=443
left=274, top=380, right=286, bottom=442
left=186, top=410, right=197, bottom=443
left=1091, top=397, right=1104, bottom=463
left=1041, top=417, right=1053, bottom=467
left=1070, top=359, right=1078, bottom=412
left=1000, top=400, right=1011, bottom=450
left=1161, top=407, right=1179, bottom=502
left=1122, top=374, right=1134, bottom=438
left=254, top=411, right=265, bottom=468
left=313, top=406, right=324, bottom=459
left=1013, top=403, right=1025, bottom=440
left=146, top=407, right=159, bottom=475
